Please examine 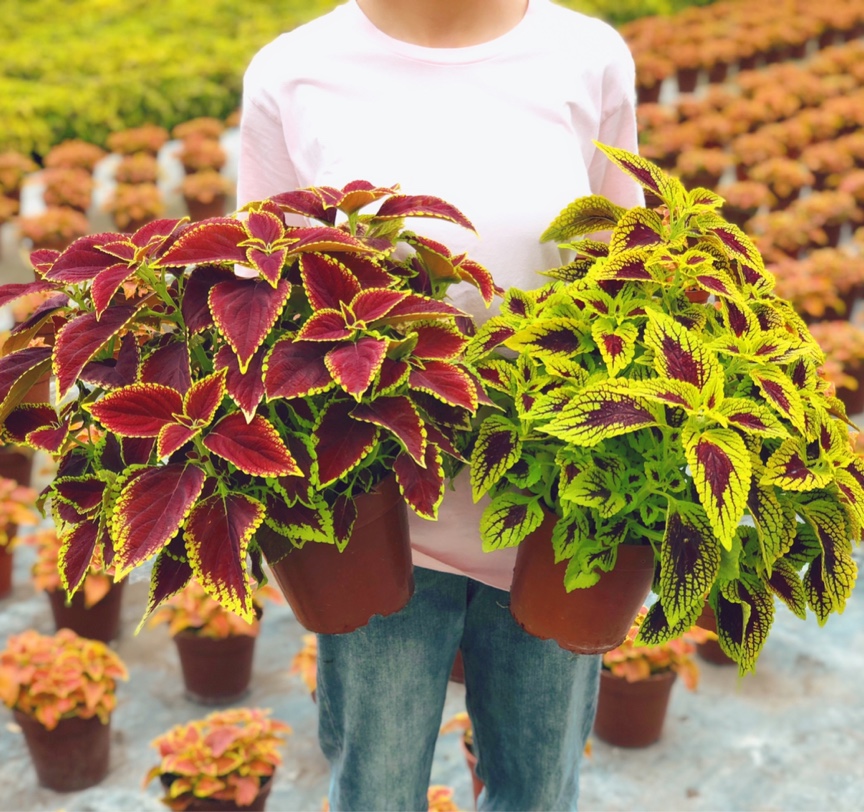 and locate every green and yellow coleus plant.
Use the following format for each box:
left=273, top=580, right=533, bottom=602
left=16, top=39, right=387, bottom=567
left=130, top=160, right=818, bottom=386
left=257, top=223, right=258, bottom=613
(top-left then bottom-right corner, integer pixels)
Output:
left=469, top=144, right=862, bottom=673
left=0, top=180, right=493, bottom=623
